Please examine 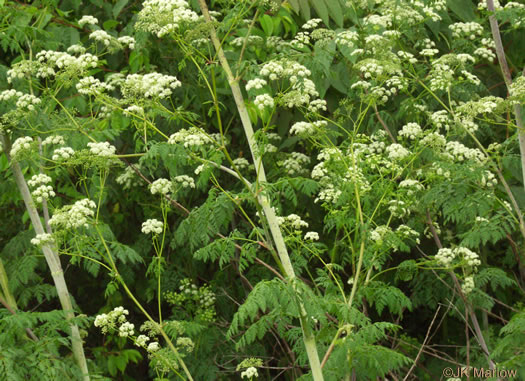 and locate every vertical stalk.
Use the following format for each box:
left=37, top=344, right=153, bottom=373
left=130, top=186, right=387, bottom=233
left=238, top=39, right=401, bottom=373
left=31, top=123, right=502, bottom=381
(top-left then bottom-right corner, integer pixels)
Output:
left=195, top=1, right=324, bottom=379
left=486, top=0, right=525, bottom=190
left=0, top=133, right=90, bottom=381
